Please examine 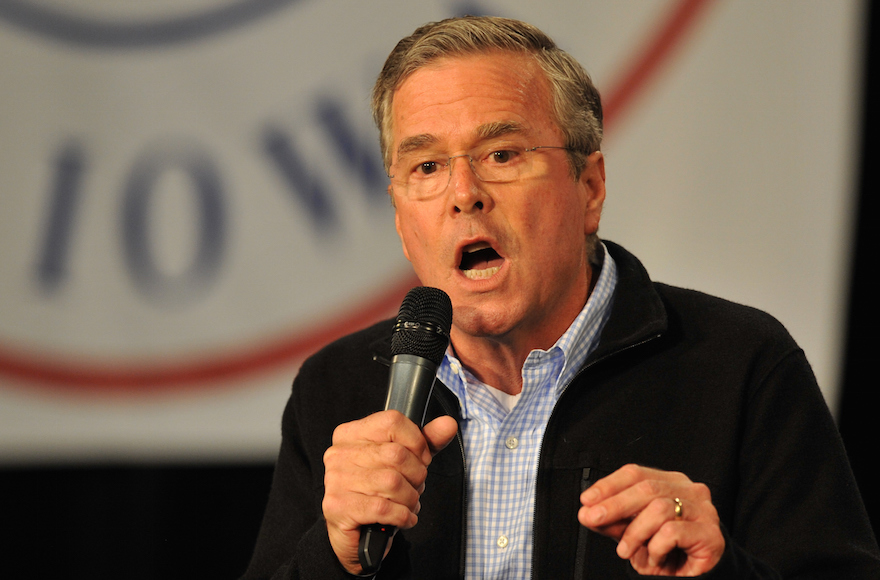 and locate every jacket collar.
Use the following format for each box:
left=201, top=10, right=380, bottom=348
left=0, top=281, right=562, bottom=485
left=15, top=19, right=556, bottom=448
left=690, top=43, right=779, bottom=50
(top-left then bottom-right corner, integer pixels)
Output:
left=586, top=240, right=667, bottom=366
